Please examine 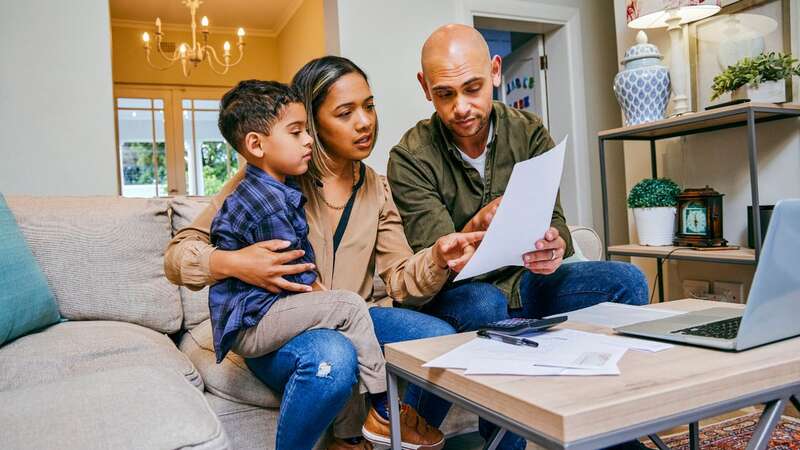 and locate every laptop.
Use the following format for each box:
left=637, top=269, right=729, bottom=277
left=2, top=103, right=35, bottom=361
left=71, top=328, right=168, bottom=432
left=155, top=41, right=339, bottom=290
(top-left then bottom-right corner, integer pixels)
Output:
left=615, top=199, right=800, bottom=351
